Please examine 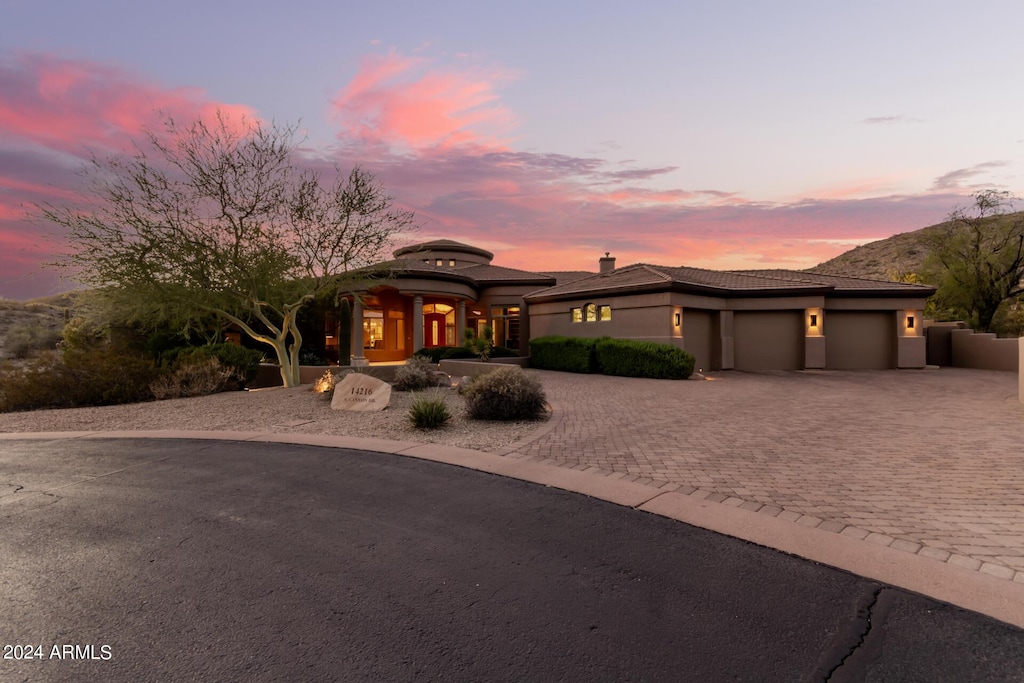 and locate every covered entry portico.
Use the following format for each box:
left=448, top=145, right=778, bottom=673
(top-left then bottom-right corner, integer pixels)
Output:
left=339, top=240, right=550, bottom=364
